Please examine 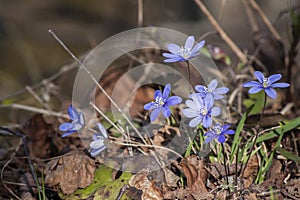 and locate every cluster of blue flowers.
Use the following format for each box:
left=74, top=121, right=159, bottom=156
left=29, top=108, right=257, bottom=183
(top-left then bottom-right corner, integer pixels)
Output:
left=58, top=35, right=290, bottom=156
